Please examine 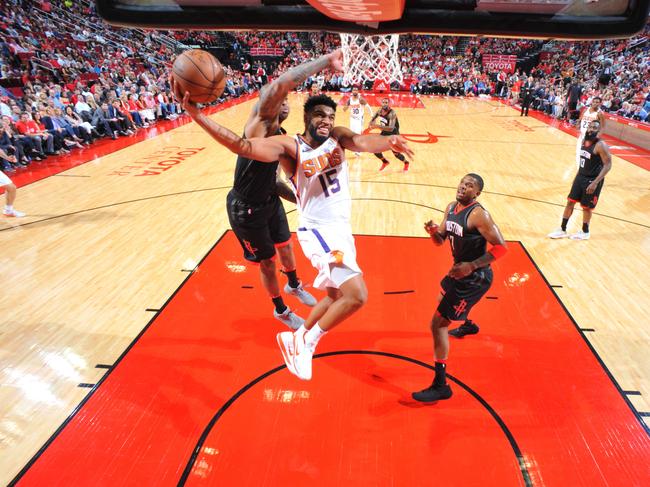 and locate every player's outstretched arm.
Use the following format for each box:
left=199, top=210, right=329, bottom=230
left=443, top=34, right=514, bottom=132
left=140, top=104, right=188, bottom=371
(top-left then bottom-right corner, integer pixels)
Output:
left=256, top=50, right=344, bottom=122
left=332, top=126, right=414, bottom=158
left=448, top=209, right=507, bottom=279
left=176, top=90, right=294, bottom=163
